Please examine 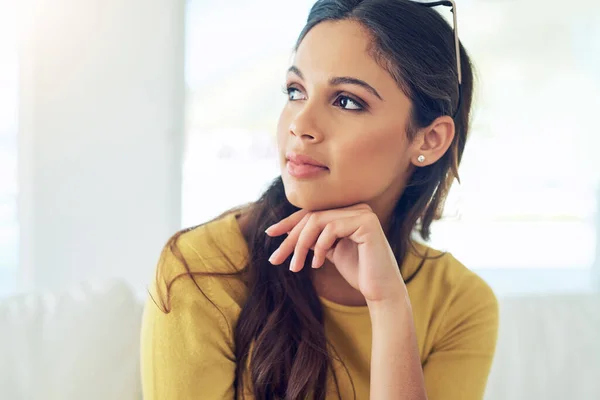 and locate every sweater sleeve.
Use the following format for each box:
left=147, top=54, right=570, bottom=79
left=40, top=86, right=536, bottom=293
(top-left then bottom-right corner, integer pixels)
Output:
left=140, top=237, right=238, bottom=400
left=423, top=270, right=499, bottom=400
